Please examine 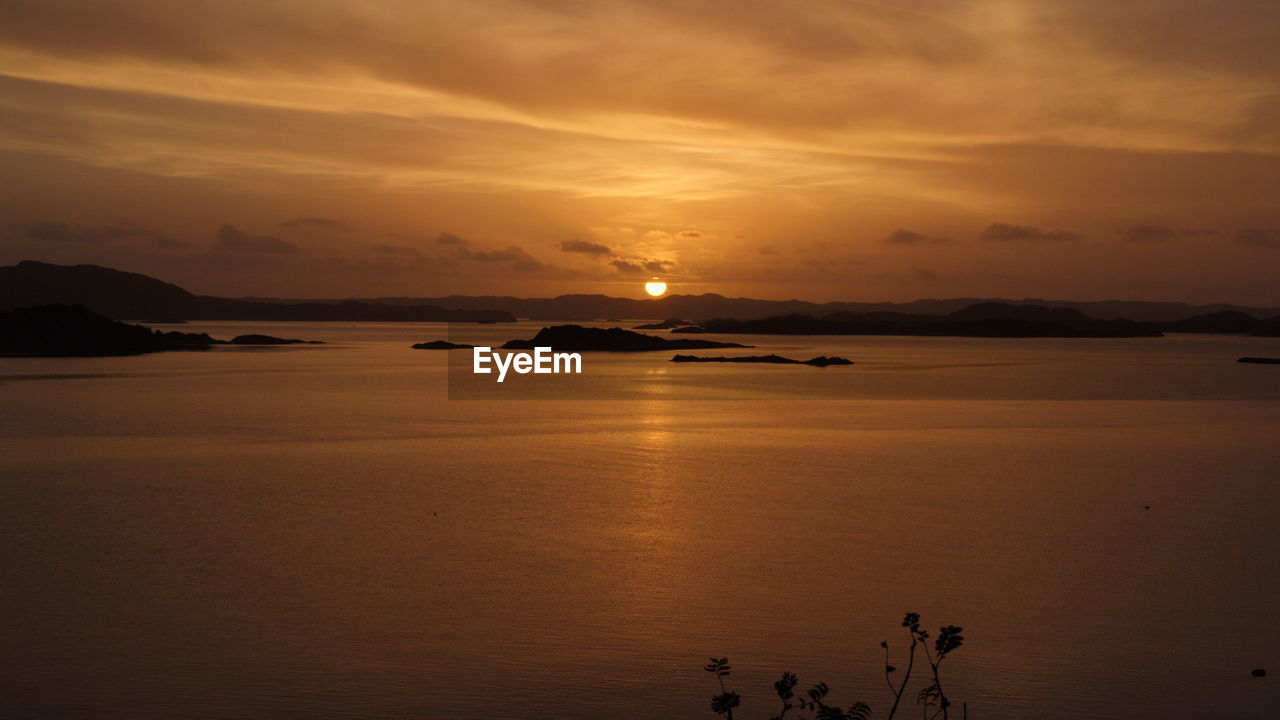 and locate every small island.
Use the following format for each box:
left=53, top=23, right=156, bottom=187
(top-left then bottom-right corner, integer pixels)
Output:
left=502, top=324, right=749, bottom=351
left=0, top=305, right=332, bottom=356
left=1238, top=357, right=1280, bottom=364
left=0, top=304, right=218, bottom=356
left=633, top=317, right=693, bottom=330
left=411, top=340, right=475, bottom=350
left=671, top=353, right=853, bottom=367
left=228, top=334, right=325, bottom=345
